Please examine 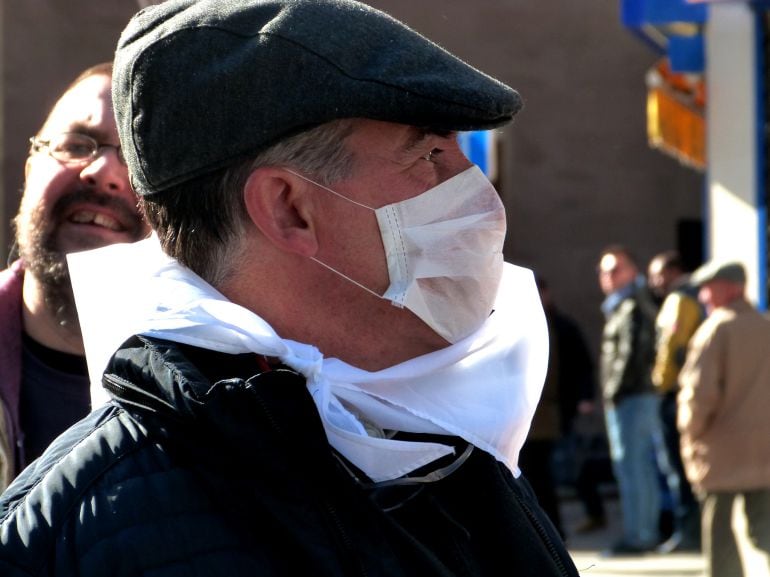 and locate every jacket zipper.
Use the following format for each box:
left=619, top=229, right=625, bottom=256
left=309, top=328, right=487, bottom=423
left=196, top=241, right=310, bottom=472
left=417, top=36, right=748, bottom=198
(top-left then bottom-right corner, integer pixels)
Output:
left=250, top=387, right=368, bottom=577
left=103, top=373, right=136, bottom=399
left=323, top=500, right=370, bottom=577
left=513, top=490, right=571, bottom=577
left=103, top=373, right=180, bottom=415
